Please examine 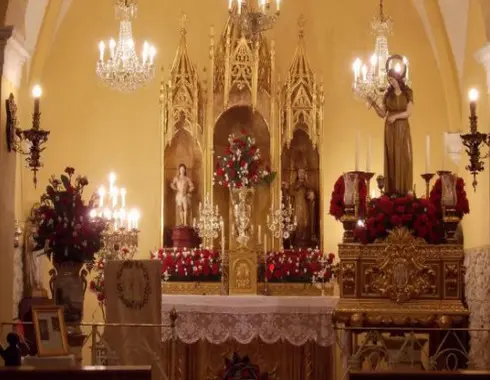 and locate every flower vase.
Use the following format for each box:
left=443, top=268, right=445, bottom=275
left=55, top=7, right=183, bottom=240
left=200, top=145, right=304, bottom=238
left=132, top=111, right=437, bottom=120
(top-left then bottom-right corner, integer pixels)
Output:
left=230, top=187, right=255, bottom=247
left=50, top=261, right=88, bottom=325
